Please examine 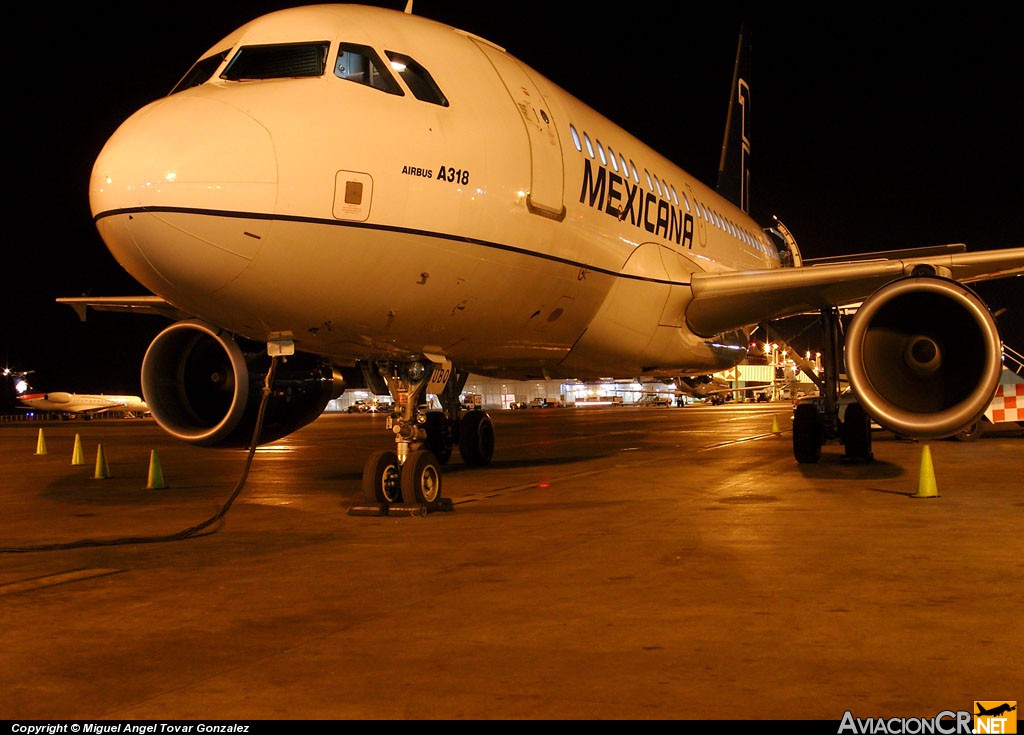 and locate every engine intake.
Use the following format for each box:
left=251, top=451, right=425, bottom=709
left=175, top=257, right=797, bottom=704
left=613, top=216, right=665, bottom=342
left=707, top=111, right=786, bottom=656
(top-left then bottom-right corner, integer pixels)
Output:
left=845, top=277, right=1002, bottom=439
left=142, top=320, right=346, bottom=447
